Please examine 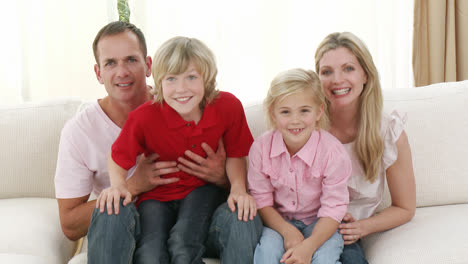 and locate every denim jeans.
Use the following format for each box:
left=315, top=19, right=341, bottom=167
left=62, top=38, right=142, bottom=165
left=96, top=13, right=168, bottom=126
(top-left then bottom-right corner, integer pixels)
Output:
left=254, top=219, right=343, bottom=264
left=340, top=240, right=368, bottom=264
left=88, top=185, right=263, bottom=264
left=205, top=202, right=263, bottom=264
